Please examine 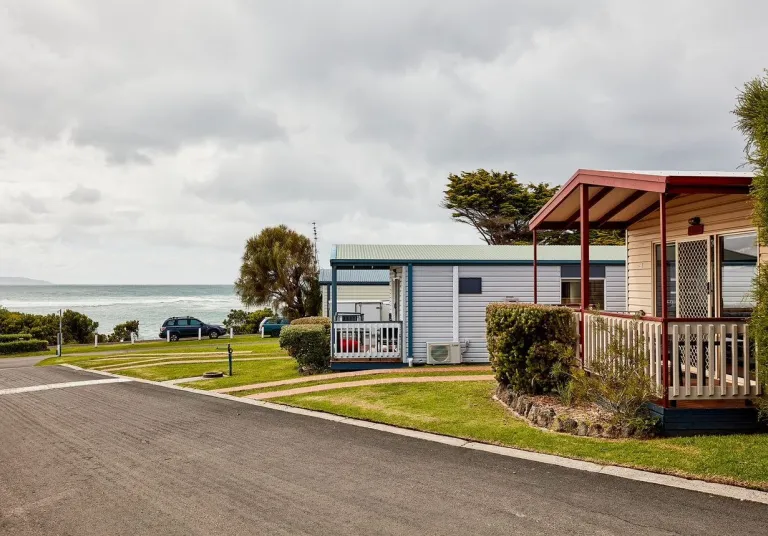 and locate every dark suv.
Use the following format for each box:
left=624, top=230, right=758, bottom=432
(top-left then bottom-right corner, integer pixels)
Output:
left=159, top=317, right=226, bottom=341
